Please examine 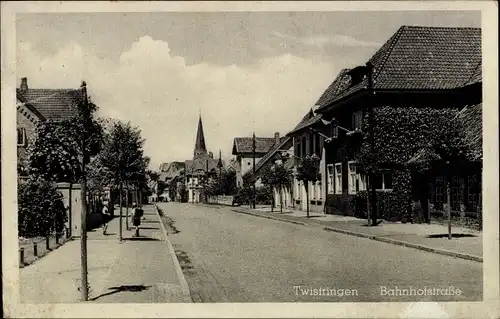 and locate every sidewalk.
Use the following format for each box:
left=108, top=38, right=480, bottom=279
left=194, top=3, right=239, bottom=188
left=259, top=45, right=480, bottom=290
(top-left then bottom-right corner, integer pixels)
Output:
left=19, top=205, right=191, bottom=303
left=231, top=205, right=483, bottom=262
